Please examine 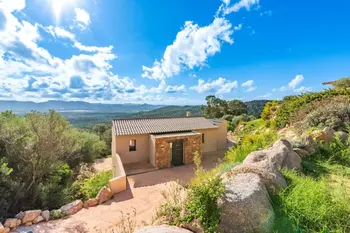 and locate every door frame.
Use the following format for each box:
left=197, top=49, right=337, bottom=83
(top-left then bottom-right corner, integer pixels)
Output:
left=170, top=139, right=184, bottom=166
